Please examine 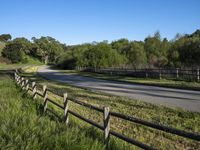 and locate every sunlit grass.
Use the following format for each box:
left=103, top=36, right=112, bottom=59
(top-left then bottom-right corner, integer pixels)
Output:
left=0, top=75, right=106, bottom=150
